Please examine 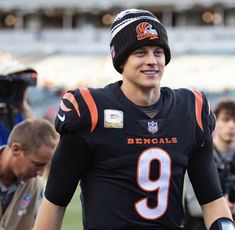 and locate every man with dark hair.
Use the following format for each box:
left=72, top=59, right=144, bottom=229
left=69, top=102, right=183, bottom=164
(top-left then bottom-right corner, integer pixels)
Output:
left=0, top=118, right=58, bottom=230
left=35, top=9, right=233, bottom=230
left=184, top=98, right=235, bottom=230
